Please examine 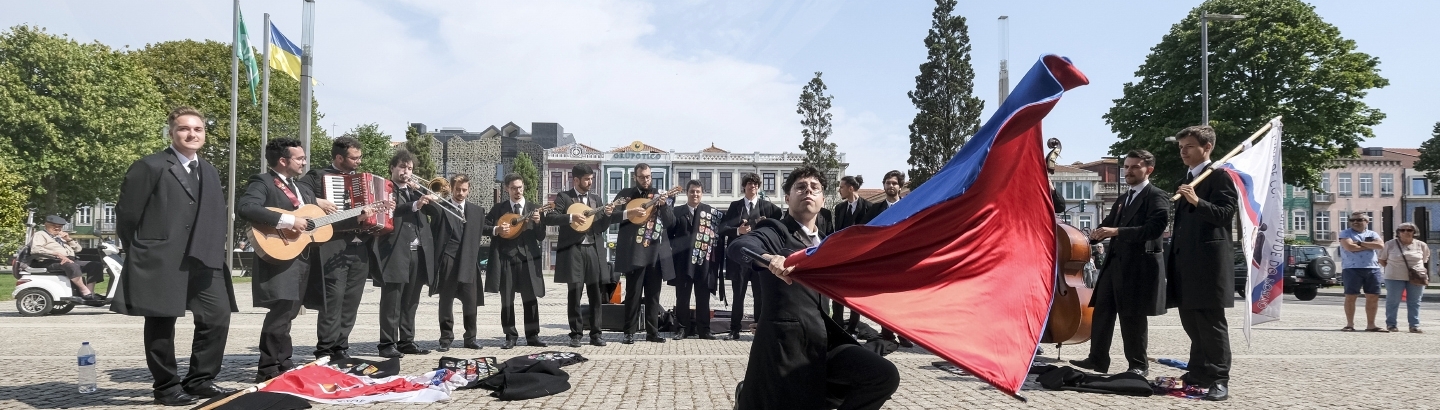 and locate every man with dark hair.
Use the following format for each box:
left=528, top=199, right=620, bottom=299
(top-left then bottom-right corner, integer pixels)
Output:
left=719, top=172, right=781, bottom=340
left=542, top=164, right=616, bottom=347
left=610, top=163, right=676, bottom=344
left=1070, top=149, right=1169, bottom=377
left=868, top=170, right=911, bottom=348
left=669, top=179, right=719, bottom=340
left=297, top=135, right=380, bottom=362
left=1168, top=125, right=1237, bottom=401
left=728, top=165, right=899, bottom=410
left=373, top=150, right=436, bottom=358
left=487, top=173, right=547, bottom=349
left=238, top=137, right=318, bottom=382
left=113, top=106, right=238, bottom=405
left=830, top=175, right=872, bottom=332
left=428, top=174, right=490, bottom=352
